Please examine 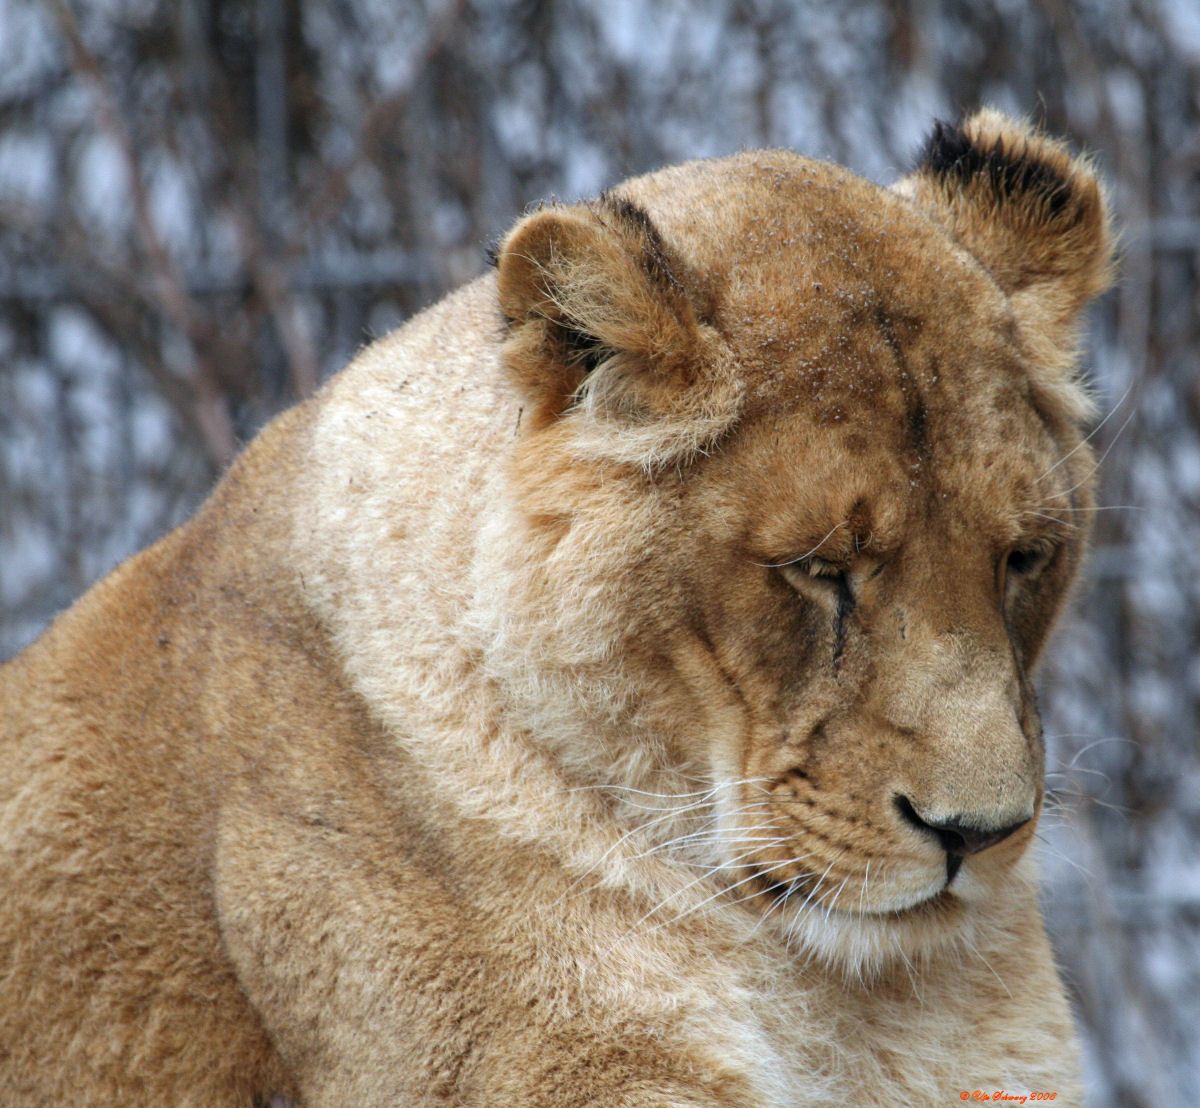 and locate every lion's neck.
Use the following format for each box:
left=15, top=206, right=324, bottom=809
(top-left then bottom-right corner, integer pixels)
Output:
left=288, top=300, right=1075, bottom=1104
